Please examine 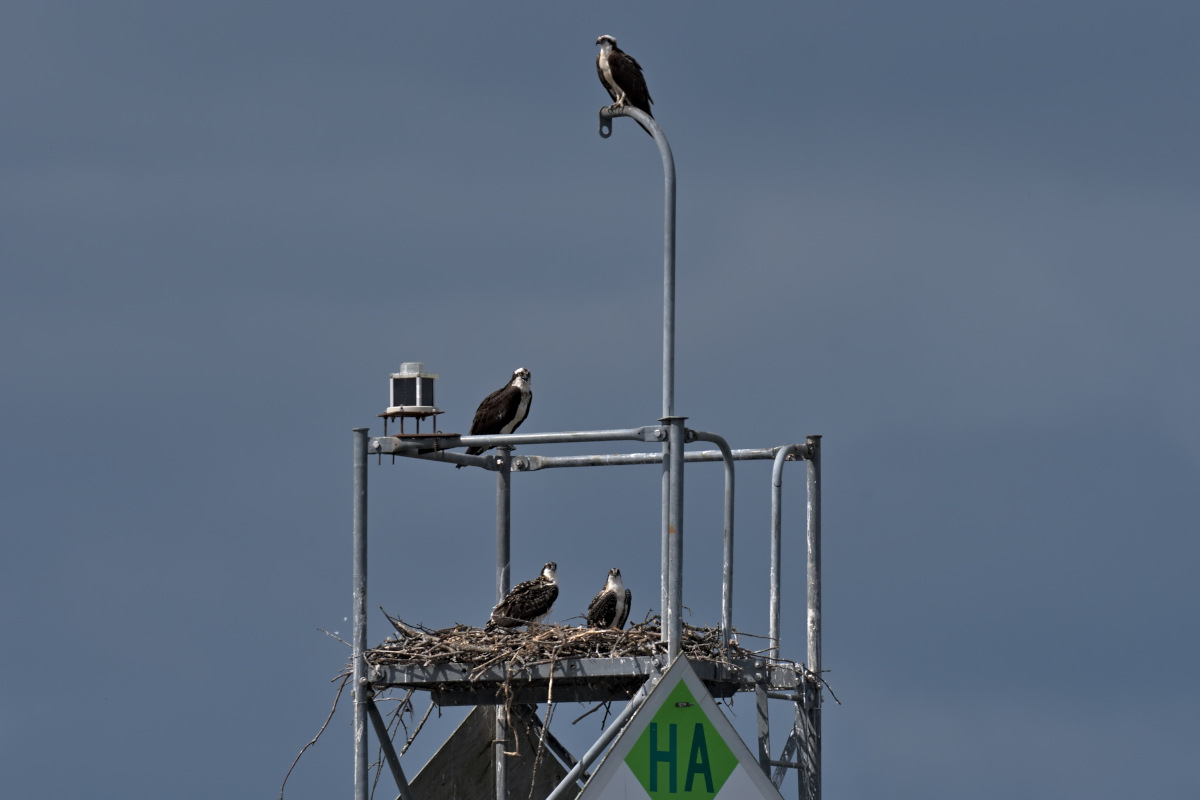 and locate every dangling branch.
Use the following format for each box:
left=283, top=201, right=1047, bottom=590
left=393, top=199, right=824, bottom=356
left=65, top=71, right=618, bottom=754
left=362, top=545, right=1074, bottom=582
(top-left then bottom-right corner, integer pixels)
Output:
left=280, top=673, right=349, bottom=799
